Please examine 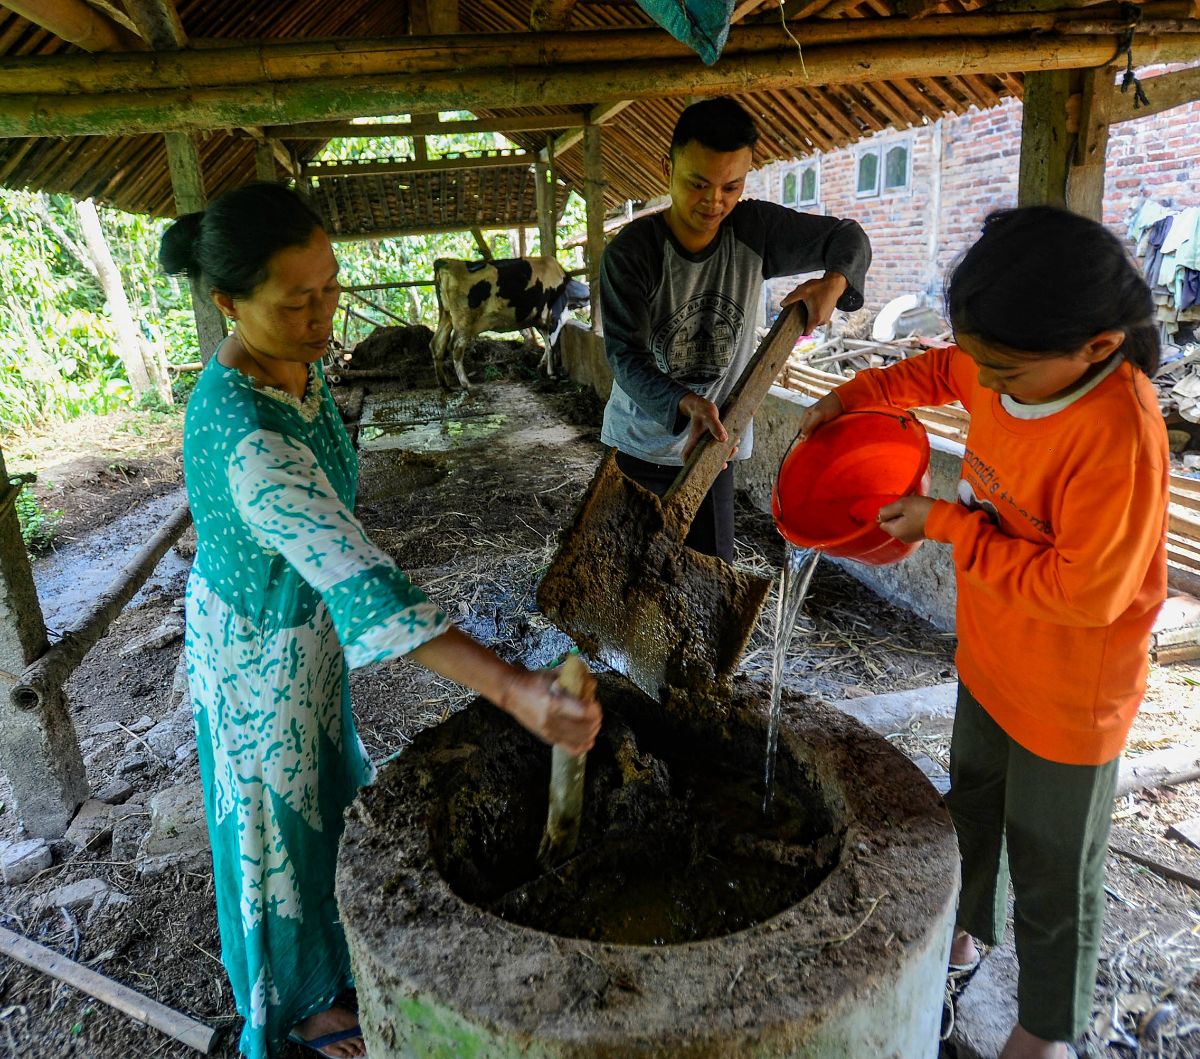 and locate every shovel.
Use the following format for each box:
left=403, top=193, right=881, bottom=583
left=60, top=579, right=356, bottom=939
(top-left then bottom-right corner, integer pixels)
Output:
left=537, top=652, right=591, bottom=870
left=537, top=302, right=809, bottom=703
